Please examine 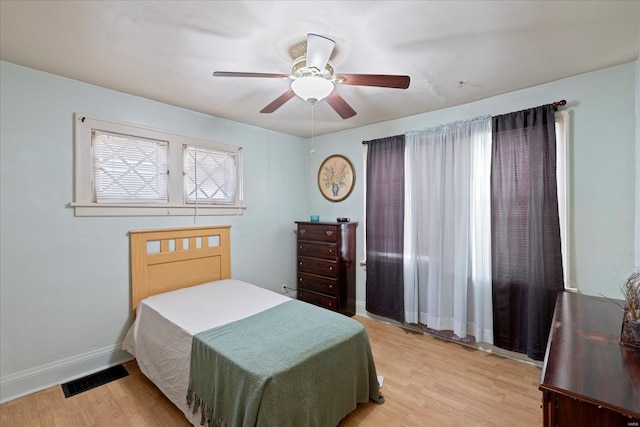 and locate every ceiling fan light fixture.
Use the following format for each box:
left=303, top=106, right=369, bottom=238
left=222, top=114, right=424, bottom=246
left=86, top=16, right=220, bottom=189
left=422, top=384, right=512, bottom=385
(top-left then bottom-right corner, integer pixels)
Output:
left=291, top=76, right=334, bottom=104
